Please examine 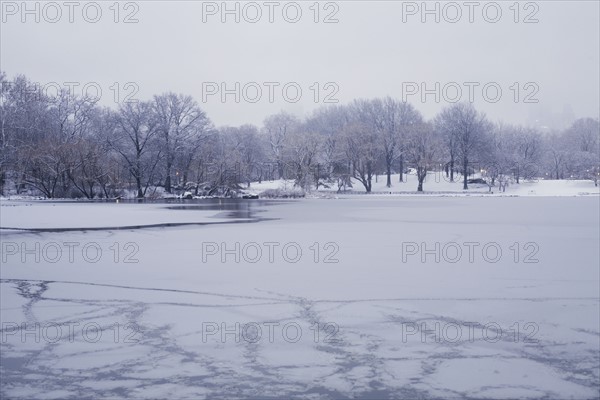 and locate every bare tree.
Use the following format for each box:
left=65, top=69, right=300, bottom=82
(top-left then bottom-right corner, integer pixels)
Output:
left=376, top=98, right=422, bottom=186
left=405, top=122, right=440, bottom=191
left=0, top=72, right=16, bottom=194
left=478, top=123, right=517, bottom=192
left=4, top=70, right=600, bottom=198
left=436, top=103, right=491, bottom=189
left=510, top=126, right=542, bottom=183
left=153, top=93, right=212, bottom=193
left=17, top=87, right=99, bottom=198
left=435, top=112, right=459, bottom=182
left=543, top=132, right=569, bottom=180
left=564, top=118, right=599, bottom=184
left=305, top=105, right=350, bottom=190
left=109, top=101, right=162, bottom=198
left=286, top=125, right=322, bottom=190
left=263, top=112, right=299, bottom=180
left=567, top=118, right=600, bottom=153
left=218, top=124, right=265, bottom=188
left=342, top=100, right=381, bottom=192
left=0, top=75, right=52, bottom=194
